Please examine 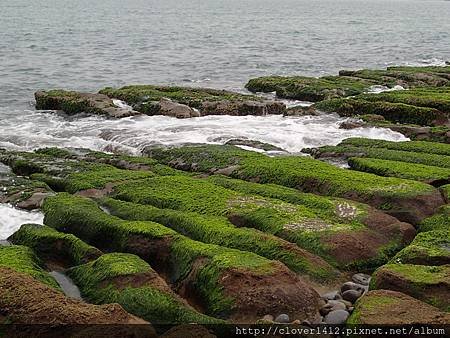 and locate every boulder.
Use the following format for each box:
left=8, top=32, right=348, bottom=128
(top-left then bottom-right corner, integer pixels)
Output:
left=35, top=90, right=140, bottom=118
left=371, top=264, right=450, bottom=311
left=347, top=290, right=450, bottom=325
